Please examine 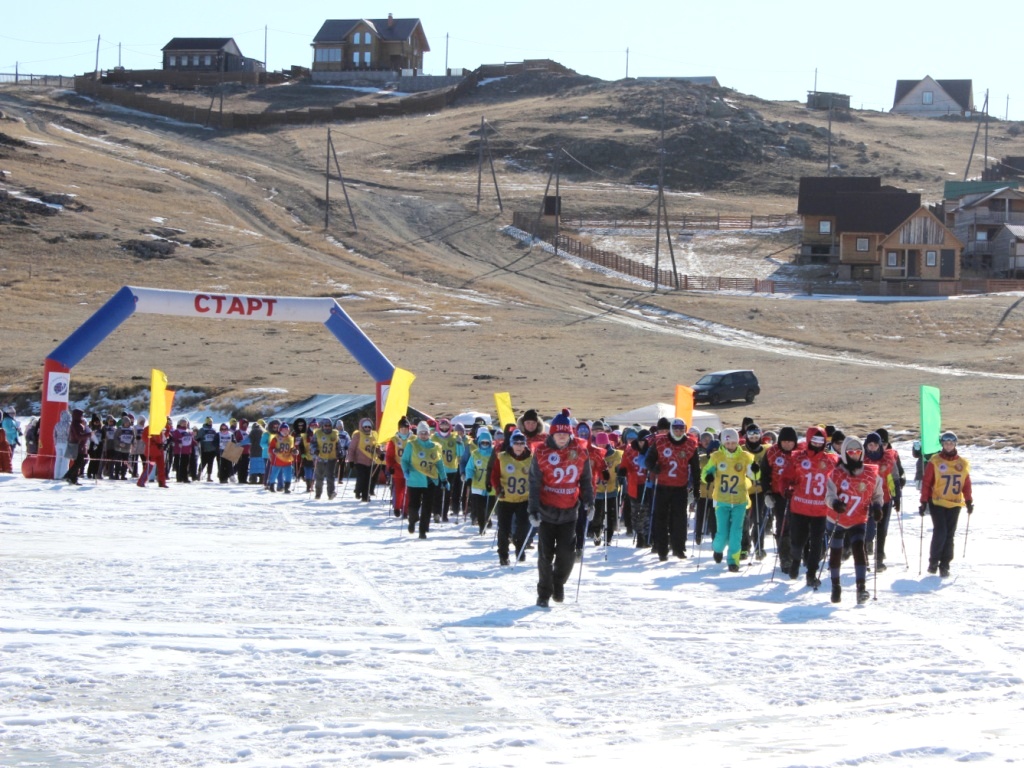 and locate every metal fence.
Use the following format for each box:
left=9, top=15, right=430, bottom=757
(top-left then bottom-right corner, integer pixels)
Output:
left=0, top=73, right=72, bottom=86
left=567, top=213, right=802, bottom=231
